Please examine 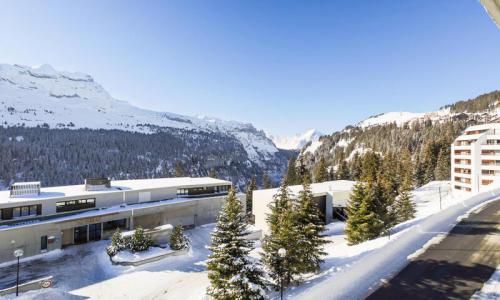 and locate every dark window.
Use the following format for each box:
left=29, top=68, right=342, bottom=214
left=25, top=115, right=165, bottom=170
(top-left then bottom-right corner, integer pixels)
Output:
left=41, top=236, right=48, bottom=250
left=56, top=198, right=96, bottom=213
left=176, top=185, right=231, bottom=198
left=89, top=223, right=102, bottom=241
left=74, top=225, right=88, bottom=244
left=0, top=204, right=42, bottom=221
left=103, top=219, right=127, bottom=231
